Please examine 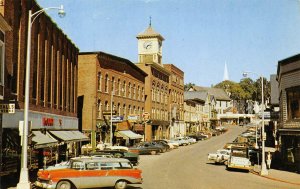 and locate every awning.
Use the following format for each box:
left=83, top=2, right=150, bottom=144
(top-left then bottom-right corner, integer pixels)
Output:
left=32, top=131, right=58, bottom=149
left=49, top=130, right=90, bottom=142
left=116, top=130, right=143, bottom=139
